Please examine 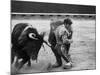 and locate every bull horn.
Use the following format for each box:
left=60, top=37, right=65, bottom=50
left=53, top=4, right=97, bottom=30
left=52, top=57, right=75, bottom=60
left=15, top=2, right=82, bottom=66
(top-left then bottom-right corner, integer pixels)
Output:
left=29, top=33, right=38, bottom=40
left=43, top=40, right=51, bottom=47
left=42, top=44, right=46, bottom=51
